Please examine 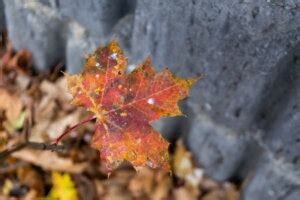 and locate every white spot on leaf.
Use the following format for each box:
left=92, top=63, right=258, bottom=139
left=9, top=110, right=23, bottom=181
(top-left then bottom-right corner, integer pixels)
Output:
left=95, top=74, right=100, bottom=78
left=127, top=64, right=136, bottom=72
left=110, top=53, right=117, bottom=59
left=96, top=62, right=100, bottom=67
left=147, top=98, right=155, bottom=105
